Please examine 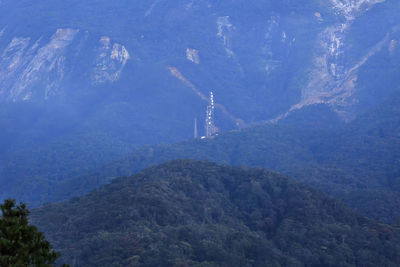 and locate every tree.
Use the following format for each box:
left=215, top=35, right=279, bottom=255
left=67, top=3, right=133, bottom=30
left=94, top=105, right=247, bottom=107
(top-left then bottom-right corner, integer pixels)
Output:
left=0, top=199, right=68, bottom=267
